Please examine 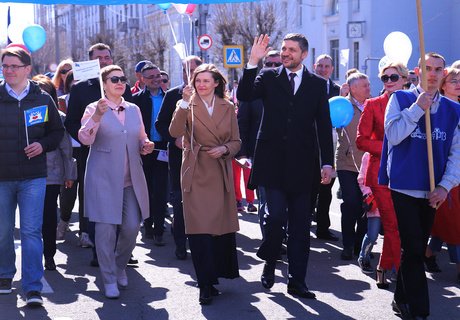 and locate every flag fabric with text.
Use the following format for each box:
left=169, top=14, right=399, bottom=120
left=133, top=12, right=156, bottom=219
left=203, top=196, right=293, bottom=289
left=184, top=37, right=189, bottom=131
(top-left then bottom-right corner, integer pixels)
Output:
left=24, top=105, right=48, bottom=126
